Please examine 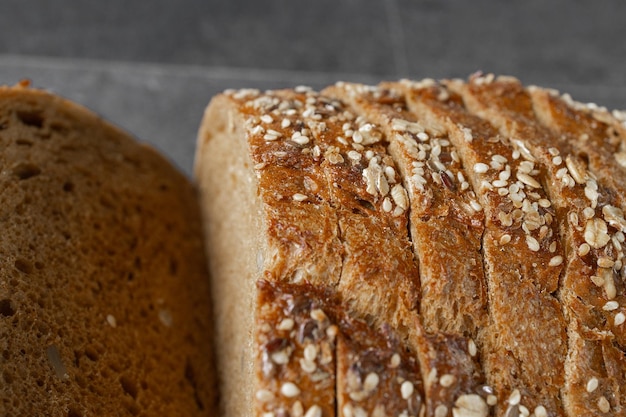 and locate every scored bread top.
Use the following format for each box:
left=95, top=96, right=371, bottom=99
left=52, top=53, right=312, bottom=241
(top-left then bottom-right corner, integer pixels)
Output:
left=197, top=76, right=626, bottom=417
left=0, top=84, right=215, bottom=416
